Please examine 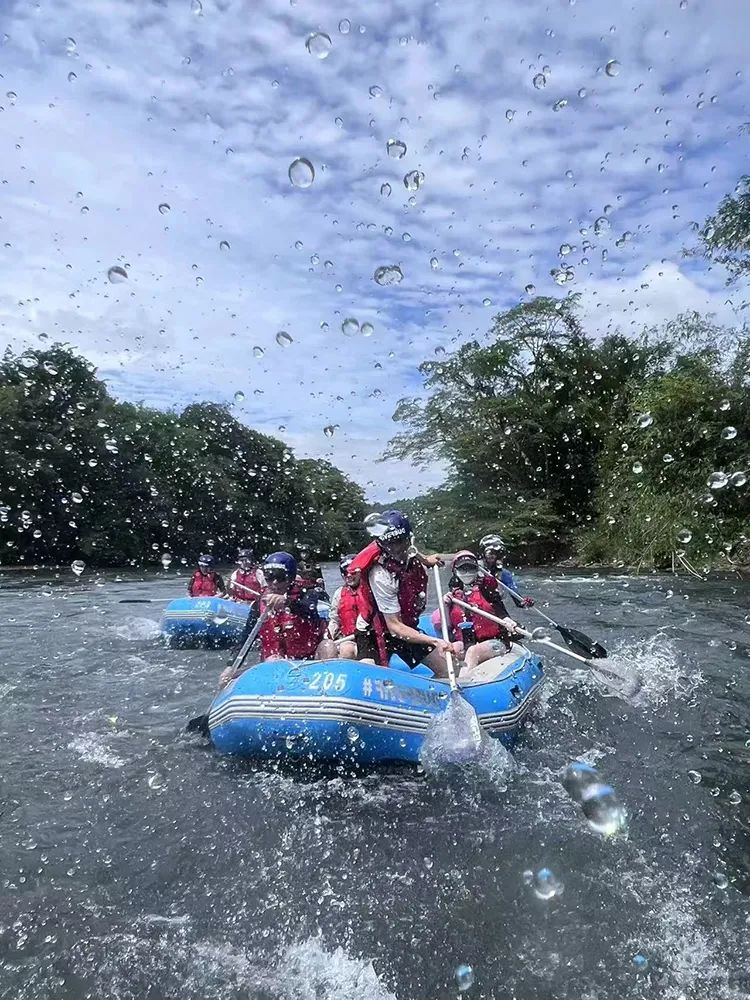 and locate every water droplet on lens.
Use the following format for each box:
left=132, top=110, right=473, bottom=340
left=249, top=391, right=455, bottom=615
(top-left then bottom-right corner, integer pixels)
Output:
left=342, top=318, right=359, bottom=336
left=404, top=169, right=423, bottom=191
left=161, top=553, right=173, bottom=568
left=455, top=965, right=474, bottom=991
left=252, top=345, right=265, bottom=358
left=687, top=769, right=701, bottom=784
left=580, top=783, right=628, bottom=837
left=483, top=297, right=492, bottom=307
left=729, top=471, right=747, bottom=487
left=323, top=425, right=337, bottom=438
left=632, top=461, right=643, bottom=474
left=361, top=322, right=374, bottom=337
left=533, top=73, right=546, bottom=89
left=369, top=84, right=383, bottom=98
left=374, top=264, right=403, bottom=286
left=605, top=59, right=620, bottom=77
left=721, top=425, right=737, bottom=440
left=107, top=265, right=128, bottom=283
left=677, top=528, right=692, bottom=544
left=719, top=398, right=730, bottom=411
left=505, top=109, right=515, bottom=121
left=347, top=726, right=359, bottom=742
left=708, top=471, right=728, bottom=490
left=712, top=871, right=729, bottom=889
left=148, top=772, right=165, bottom=790
left=338, top=18, right=350, bottom=34
left=158, top=203, right=170, bottom=215
left=386, top=138, right=407, bottom=159
left=728, top=790, right=742, bottom=805
left=233, top=390, right=245, bottom=403
left=380, top=182, right=392, bottom=197
left=219, top=240, right=230, bottom=251
left=288, top=157, right=315, bottom=187
left=306, top=32, right=332, bottom=59
left=430, top=257, right=440, bottom=270
left=636, top=411, right=653, bottom=428
left=71, top=491, right=83, bottom=504
left=275, top=330, right=293, bottom=347
left=67, top=71, right=77, bottom=82
left=65, top=36, right=77, bottom=54
left=525, top=283, right=536, bottom=295
left=531, top=867, right=563, bottom=899
left=632, top=954, right=649, bottom=972
left=594, top=216, right=610, bottom=236
left=71, top=559, right=85, bottom=576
